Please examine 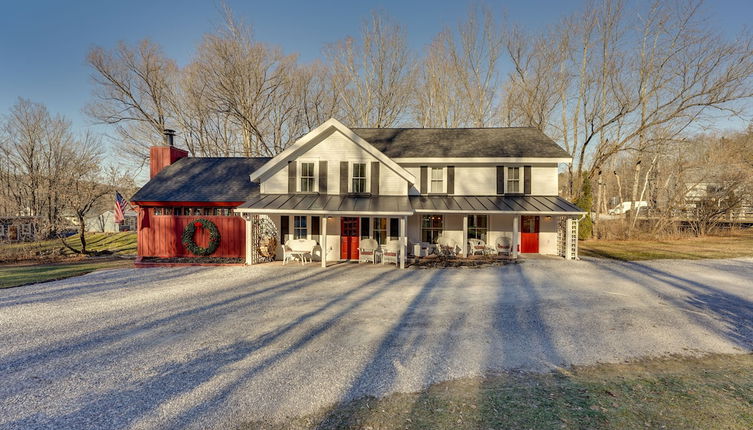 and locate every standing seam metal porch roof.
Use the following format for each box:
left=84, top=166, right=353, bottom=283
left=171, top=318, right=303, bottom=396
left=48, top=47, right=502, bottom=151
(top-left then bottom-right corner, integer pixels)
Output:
left=237, top=194, right=583, bottom=215
left=409, top=195, right=585, bottom=214
left=237, top=194, right=414, bottom=215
